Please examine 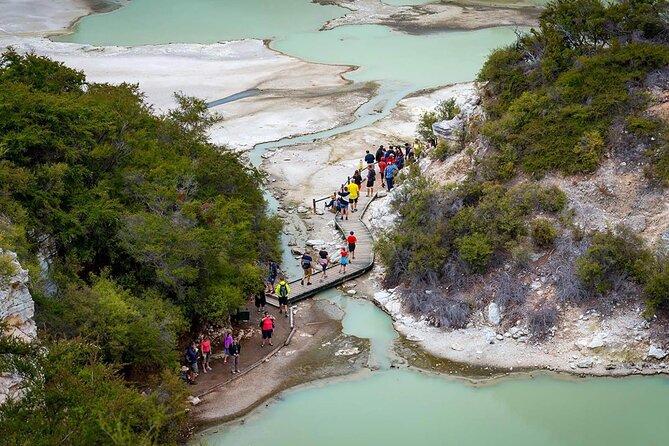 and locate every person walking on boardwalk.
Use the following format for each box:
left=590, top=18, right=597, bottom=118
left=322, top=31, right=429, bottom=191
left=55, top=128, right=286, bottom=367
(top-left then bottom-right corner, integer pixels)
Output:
left=275, top=278, right=291, bottom=316
left=318, top=246, right=330, bottom=282
left=366, top=164, right=376, bottom=197
left=348, top=179, right=360, bottom=213
left=365, top=150, right=375, bottom=165
left=385, top=161, right=399, bottom=191
left=265, top=260, right=278, bottom=294
left=378, top=158, right=387, bottom=189
left=339, top=246, right=349, bottom=274
left=253, top=291, right=266, bottom=313
left=338, top=185, right=350, bottom=220
left=200, top=336, right=212, bottom=373
left=347, top=231, right=357, bottom=261
left=301, top=252, right=313, bottom=286
left=229, top=338, right=241, bottom=374
left=223, top=331, right=233, bottom=364
left=260, top=311, right=276, bottom=347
